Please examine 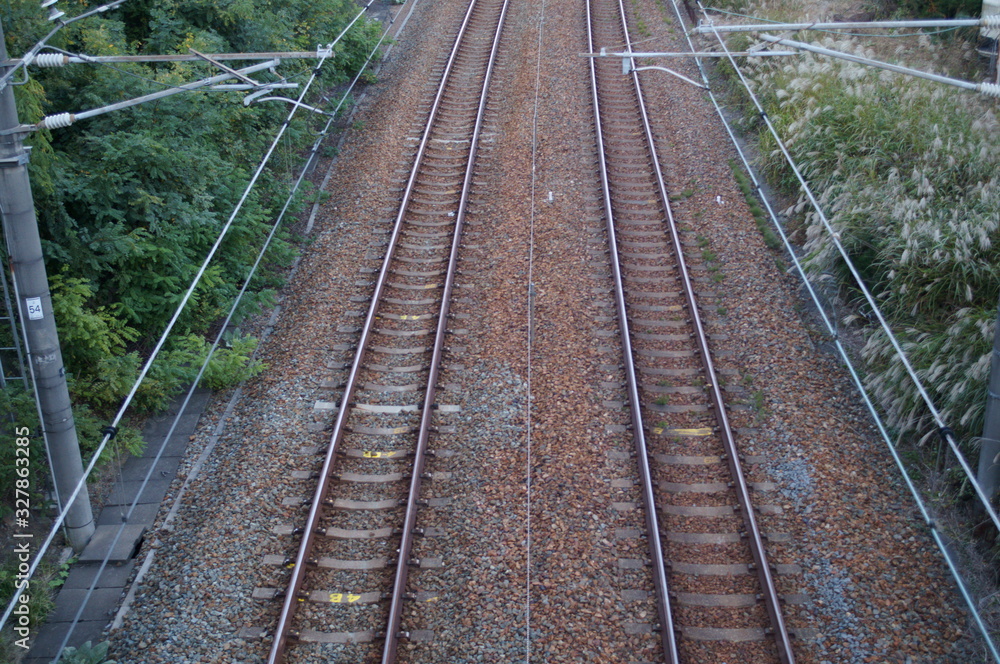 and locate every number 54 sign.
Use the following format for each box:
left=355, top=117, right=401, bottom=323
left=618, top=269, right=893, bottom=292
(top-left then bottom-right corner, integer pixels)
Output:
left=24, top=297, right=42, bottom=320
